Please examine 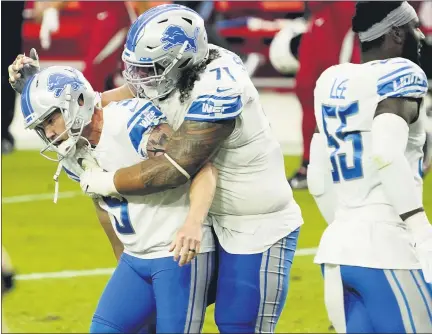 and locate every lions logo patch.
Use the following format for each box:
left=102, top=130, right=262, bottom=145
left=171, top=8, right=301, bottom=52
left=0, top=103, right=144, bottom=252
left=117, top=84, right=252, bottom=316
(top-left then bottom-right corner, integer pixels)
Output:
left=160, top=25, right=199, bottom=53
left=47, top=72, right=85, bottom=98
